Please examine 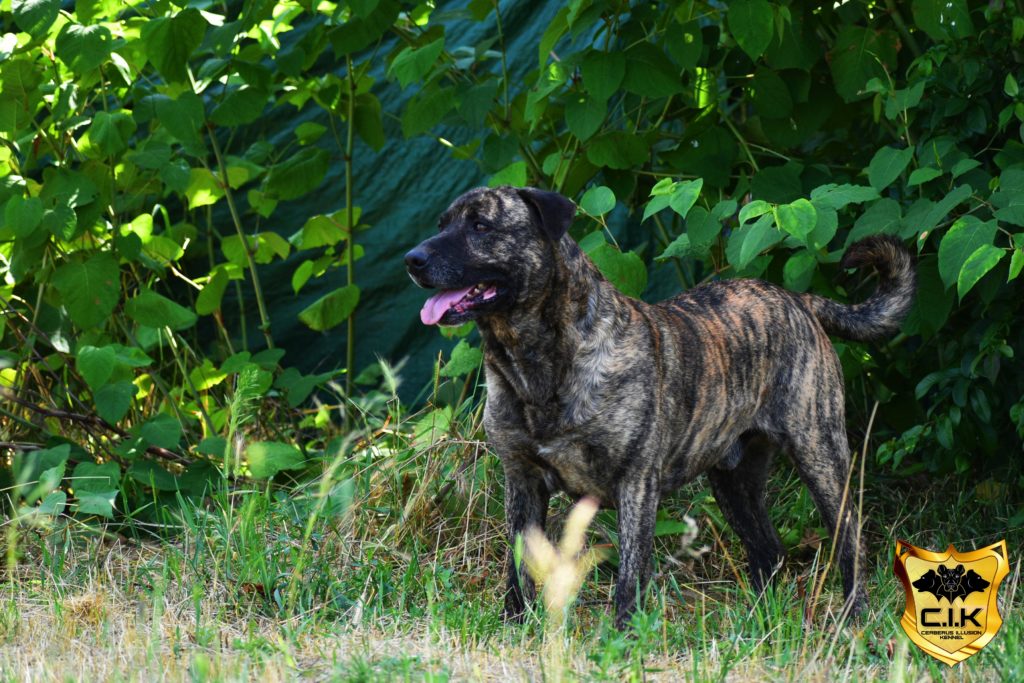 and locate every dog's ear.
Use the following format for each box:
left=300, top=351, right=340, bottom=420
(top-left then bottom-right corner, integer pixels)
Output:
left=516, top=187, right=576, bottom=241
